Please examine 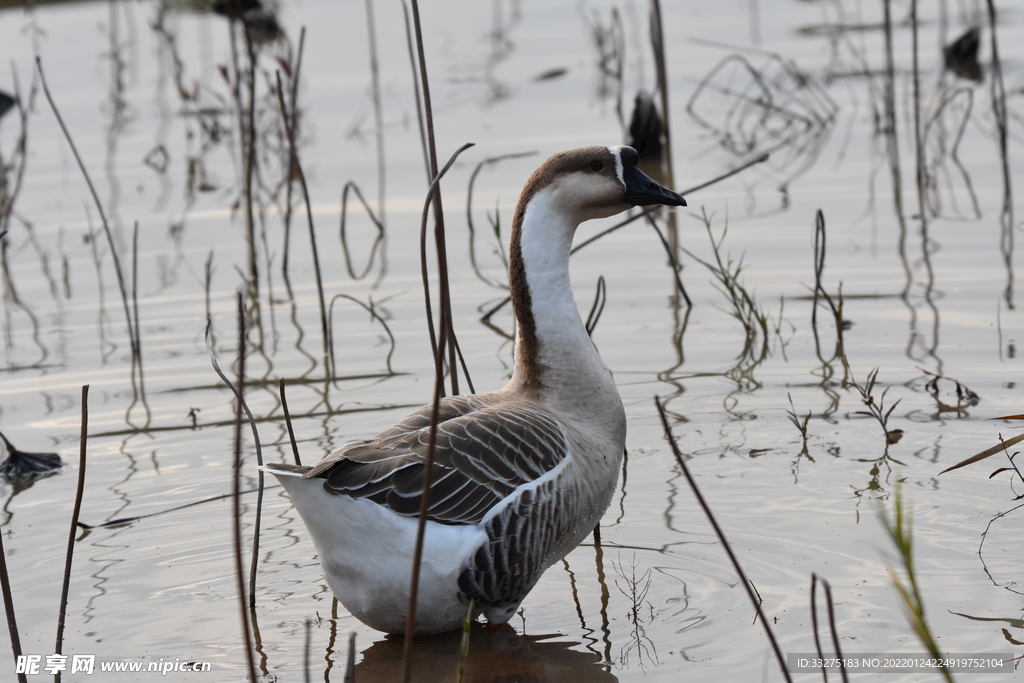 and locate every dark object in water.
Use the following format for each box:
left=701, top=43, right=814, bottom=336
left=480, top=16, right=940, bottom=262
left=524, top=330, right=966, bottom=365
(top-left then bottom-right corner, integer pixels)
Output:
left=0, top=90, right=15, bottom=120
left=944, top=27, right=982, bottom=82
left=211, top=0, right=262, bottom=19
left=533, top=67, right=568, bottom=82
left=0, top=430, right=63, bottom=485
left=211, top=0, right=281, bottom=43
left=627, top=91, right=662, bottom=161
left=241, top=8, right=282, bottom=43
